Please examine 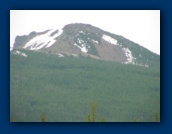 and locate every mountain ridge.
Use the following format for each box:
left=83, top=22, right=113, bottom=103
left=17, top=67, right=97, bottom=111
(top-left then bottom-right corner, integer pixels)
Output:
left=12, top=23, right=160, bottom=67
